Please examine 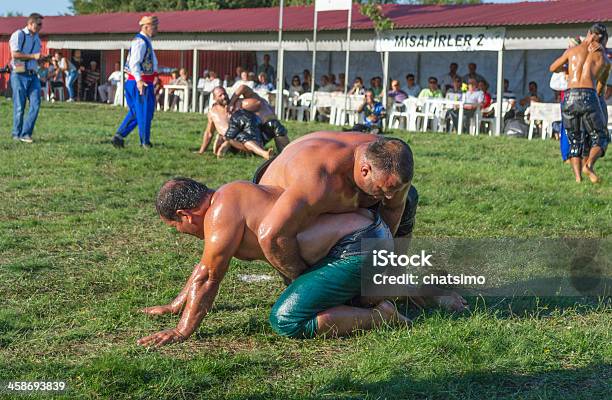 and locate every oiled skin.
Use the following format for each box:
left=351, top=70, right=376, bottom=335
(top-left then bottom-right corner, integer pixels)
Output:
left=230, top=84, right=277, bottom=122
left=256, top=131, right=410, bottom=280
left=550, top=36, right=610, bottom=94
left=136, top=181, right=373, bottom=347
